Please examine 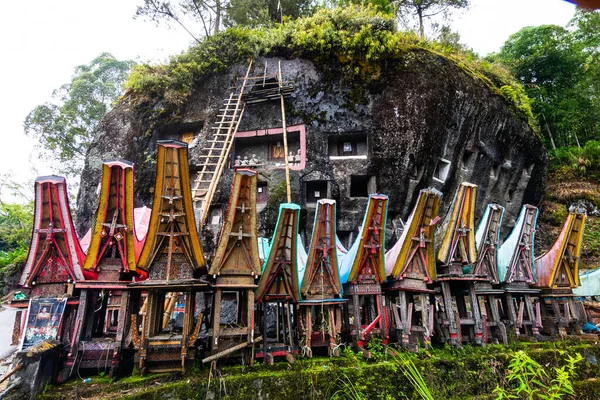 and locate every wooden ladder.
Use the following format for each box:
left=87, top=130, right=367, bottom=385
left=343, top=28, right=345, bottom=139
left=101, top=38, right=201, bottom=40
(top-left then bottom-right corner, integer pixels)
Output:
left=192, top=60, right=253, bottom=226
